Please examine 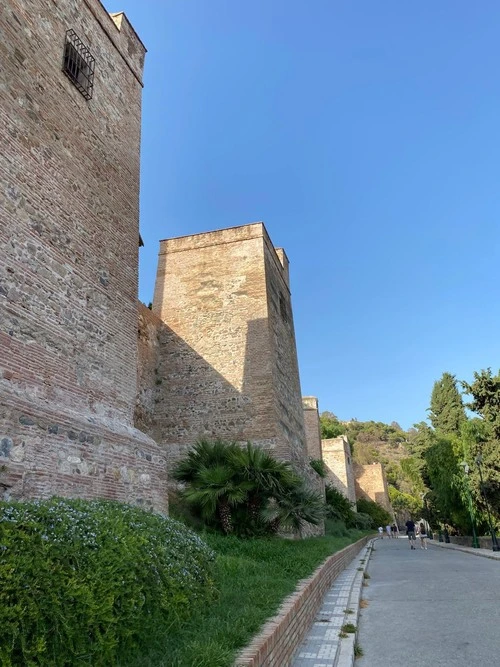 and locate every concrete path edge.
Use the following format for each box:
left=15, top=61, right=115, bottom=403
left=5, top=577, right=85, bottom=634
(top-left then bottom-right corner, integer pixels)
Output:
left=335, top=538, right=376, bottom=667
